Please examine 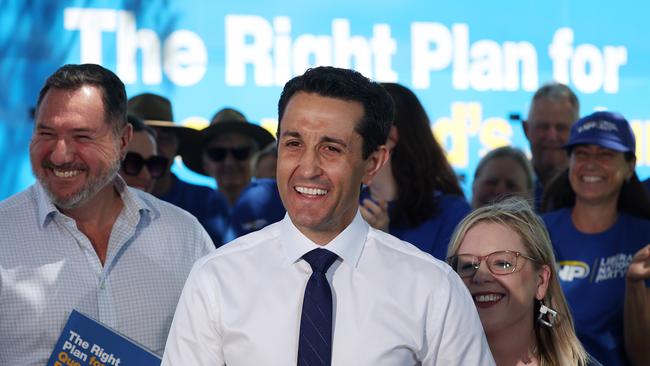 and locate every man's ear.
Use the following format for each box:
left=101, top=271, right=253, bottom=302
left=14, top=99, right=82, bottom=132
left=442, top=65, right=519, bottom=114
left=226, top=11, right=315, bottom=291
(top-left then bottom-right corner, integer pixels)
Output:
left=119, top=123, right=133, bottom=160
left=362, top=145, right=390, bottom=186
